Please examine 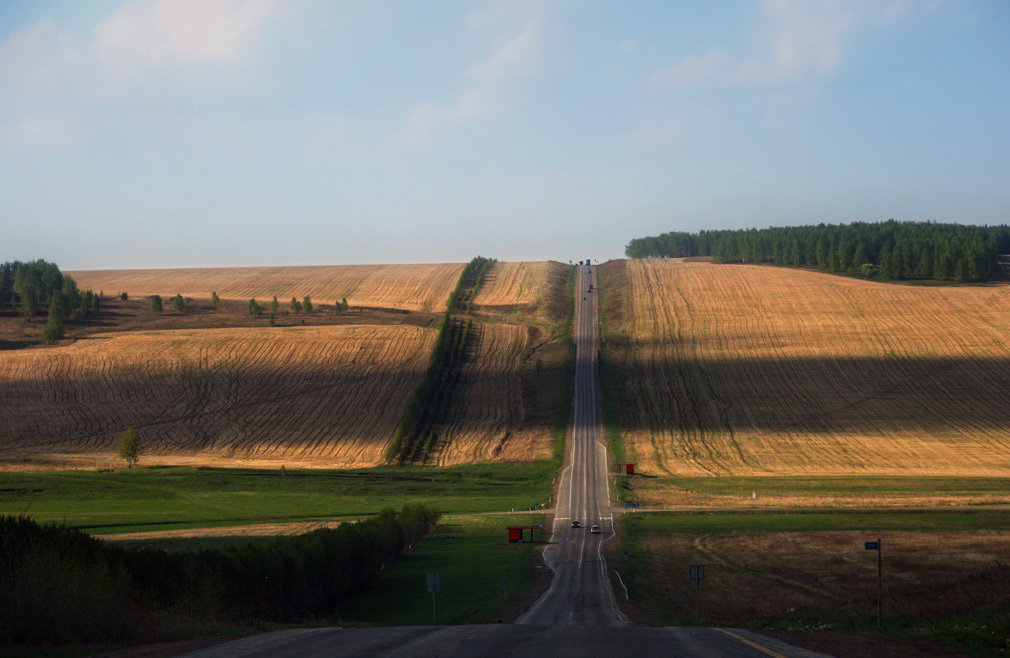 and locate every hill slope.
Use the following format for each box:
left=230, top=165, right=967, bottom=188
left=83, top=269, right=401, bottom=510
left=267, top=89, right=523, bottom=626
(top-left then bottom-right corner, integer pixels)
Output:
left=600, top=259, right=1010, bottom=476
